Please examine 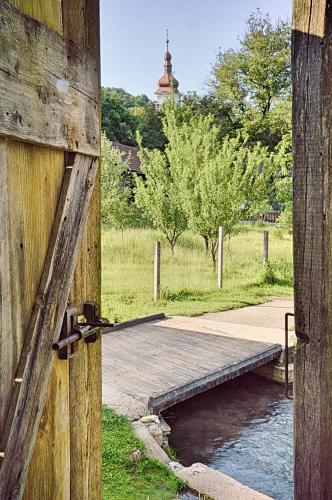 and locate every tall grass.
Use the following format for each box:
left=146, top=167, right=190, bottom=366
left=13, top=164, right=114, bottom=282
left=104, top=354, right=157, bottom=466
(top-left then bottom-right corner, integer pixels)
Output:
left=102, top=225, right=293, bottom=322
